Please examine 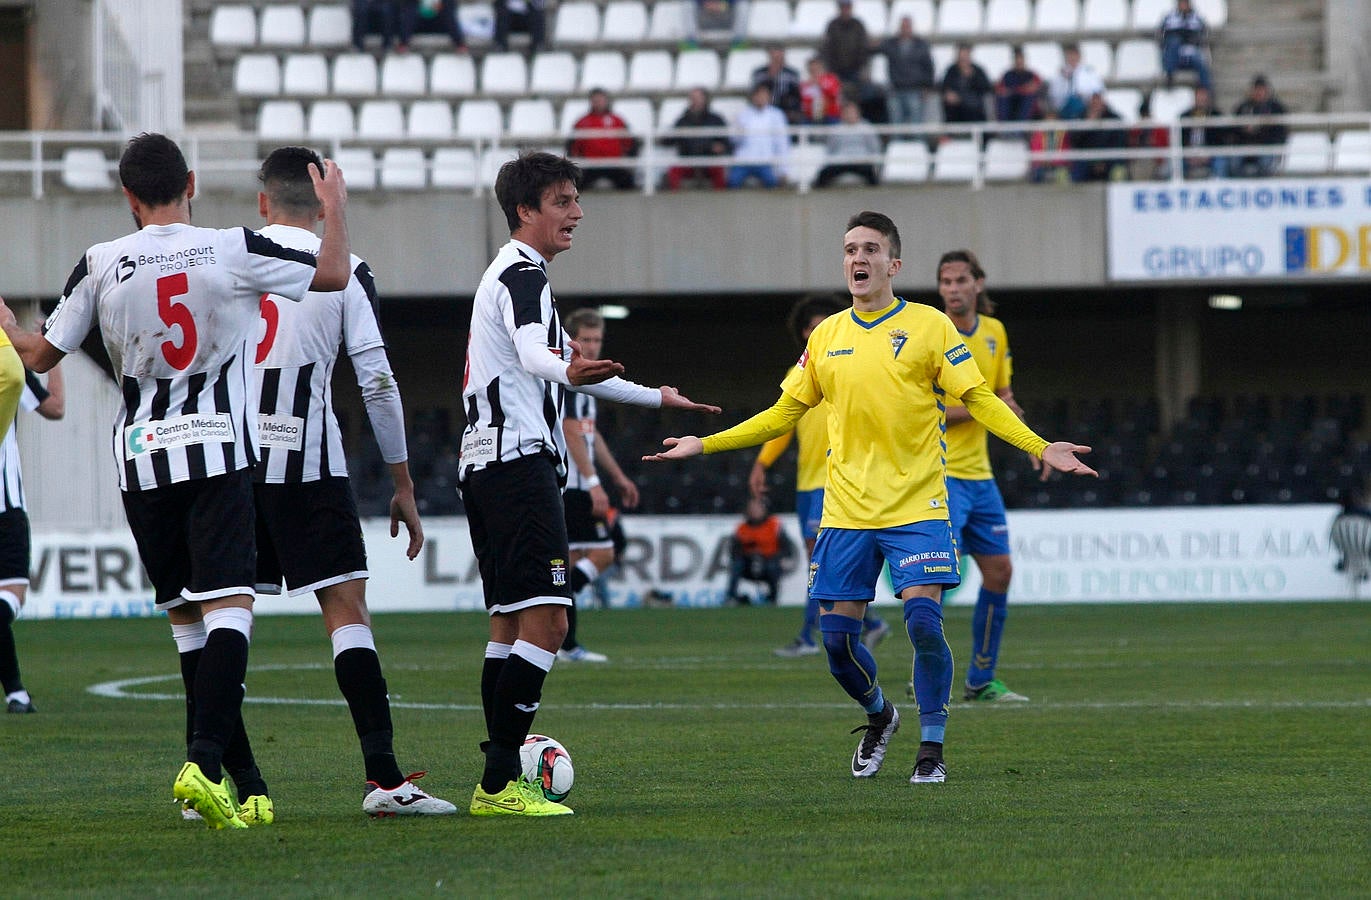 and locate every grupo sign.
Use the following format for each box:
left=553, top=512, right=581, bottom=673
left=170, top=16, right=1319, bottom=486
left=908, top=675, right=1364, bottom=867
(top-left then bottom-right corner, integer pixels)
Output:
left=19, top=505, right=1347, bottom=619
left=1107, top=179, right=1371, bottom=281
